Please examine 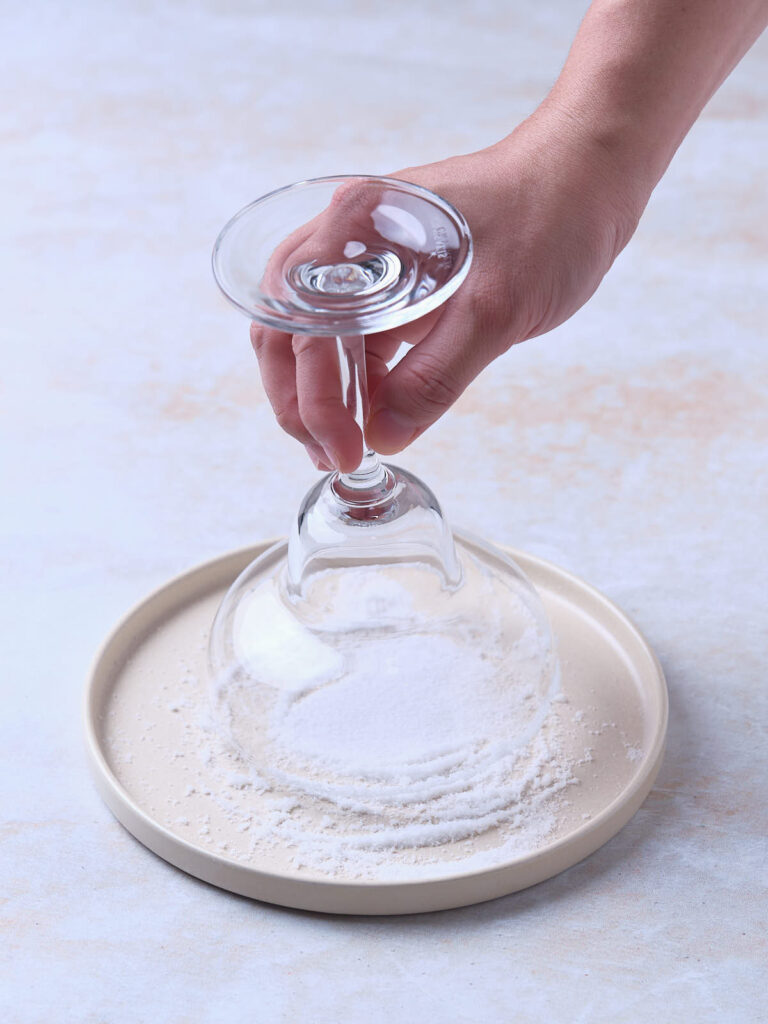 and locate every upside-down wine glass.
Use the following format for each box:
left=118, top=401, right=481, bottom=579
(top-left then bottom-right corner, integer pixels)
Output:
left=208, top=176, right=559, bottom=782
